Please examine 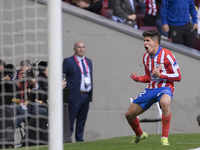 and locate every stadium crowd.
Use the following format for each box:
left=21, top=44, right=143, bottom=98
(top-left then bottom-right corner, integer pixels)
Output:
left=0, top=59, right=67, bottom=147
left=62, top=0, right=200, bottom=50
left=0, top=41, right=92, bottom=147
